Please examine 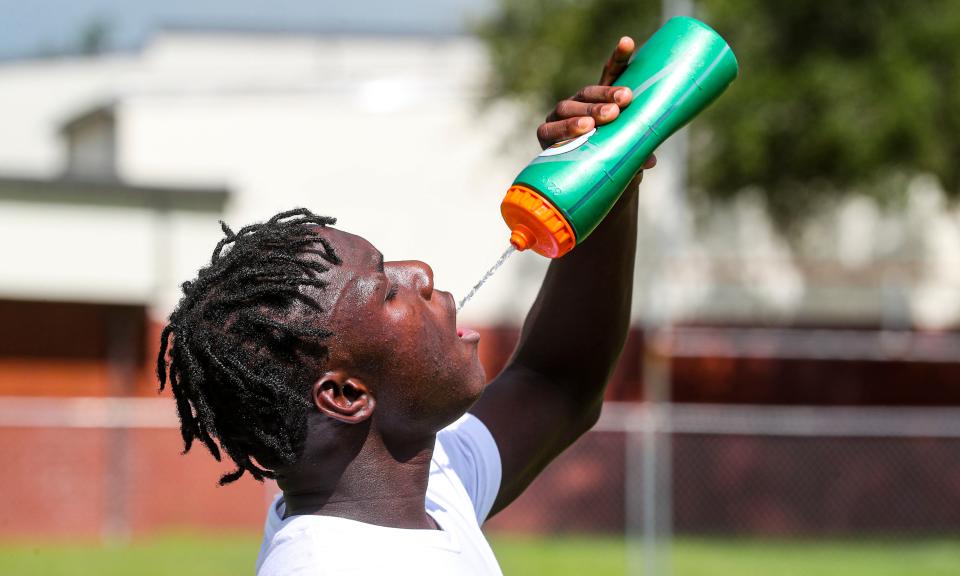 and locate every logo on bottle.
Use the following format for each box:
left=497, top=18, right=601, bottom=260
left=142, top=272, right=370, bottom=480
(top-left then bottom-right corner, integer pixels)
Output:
left=538, top=128, right=596, bottom=157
